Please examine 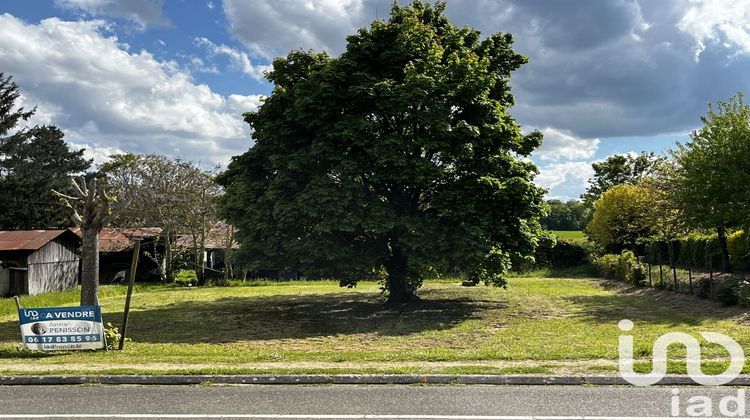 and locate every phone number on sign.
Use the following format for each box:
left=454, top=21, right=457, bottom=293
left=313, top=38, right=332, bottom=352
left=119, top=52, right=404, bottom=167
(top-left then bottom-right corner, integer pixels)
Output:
left=25, top=334, right=100, bottom=343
